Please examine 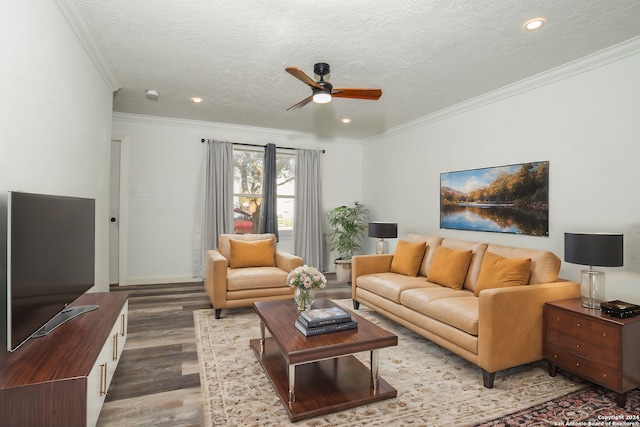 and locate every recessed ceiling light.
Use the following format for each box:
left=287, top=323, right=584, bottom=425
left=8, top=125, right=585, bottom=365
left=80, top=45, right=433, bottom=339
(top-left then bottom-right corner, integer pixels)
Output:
left=191, top=97, right=204, bottom=103
left=341, top=118, right=351, bottom=124
left=523, top=18, right=546, bottom=31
